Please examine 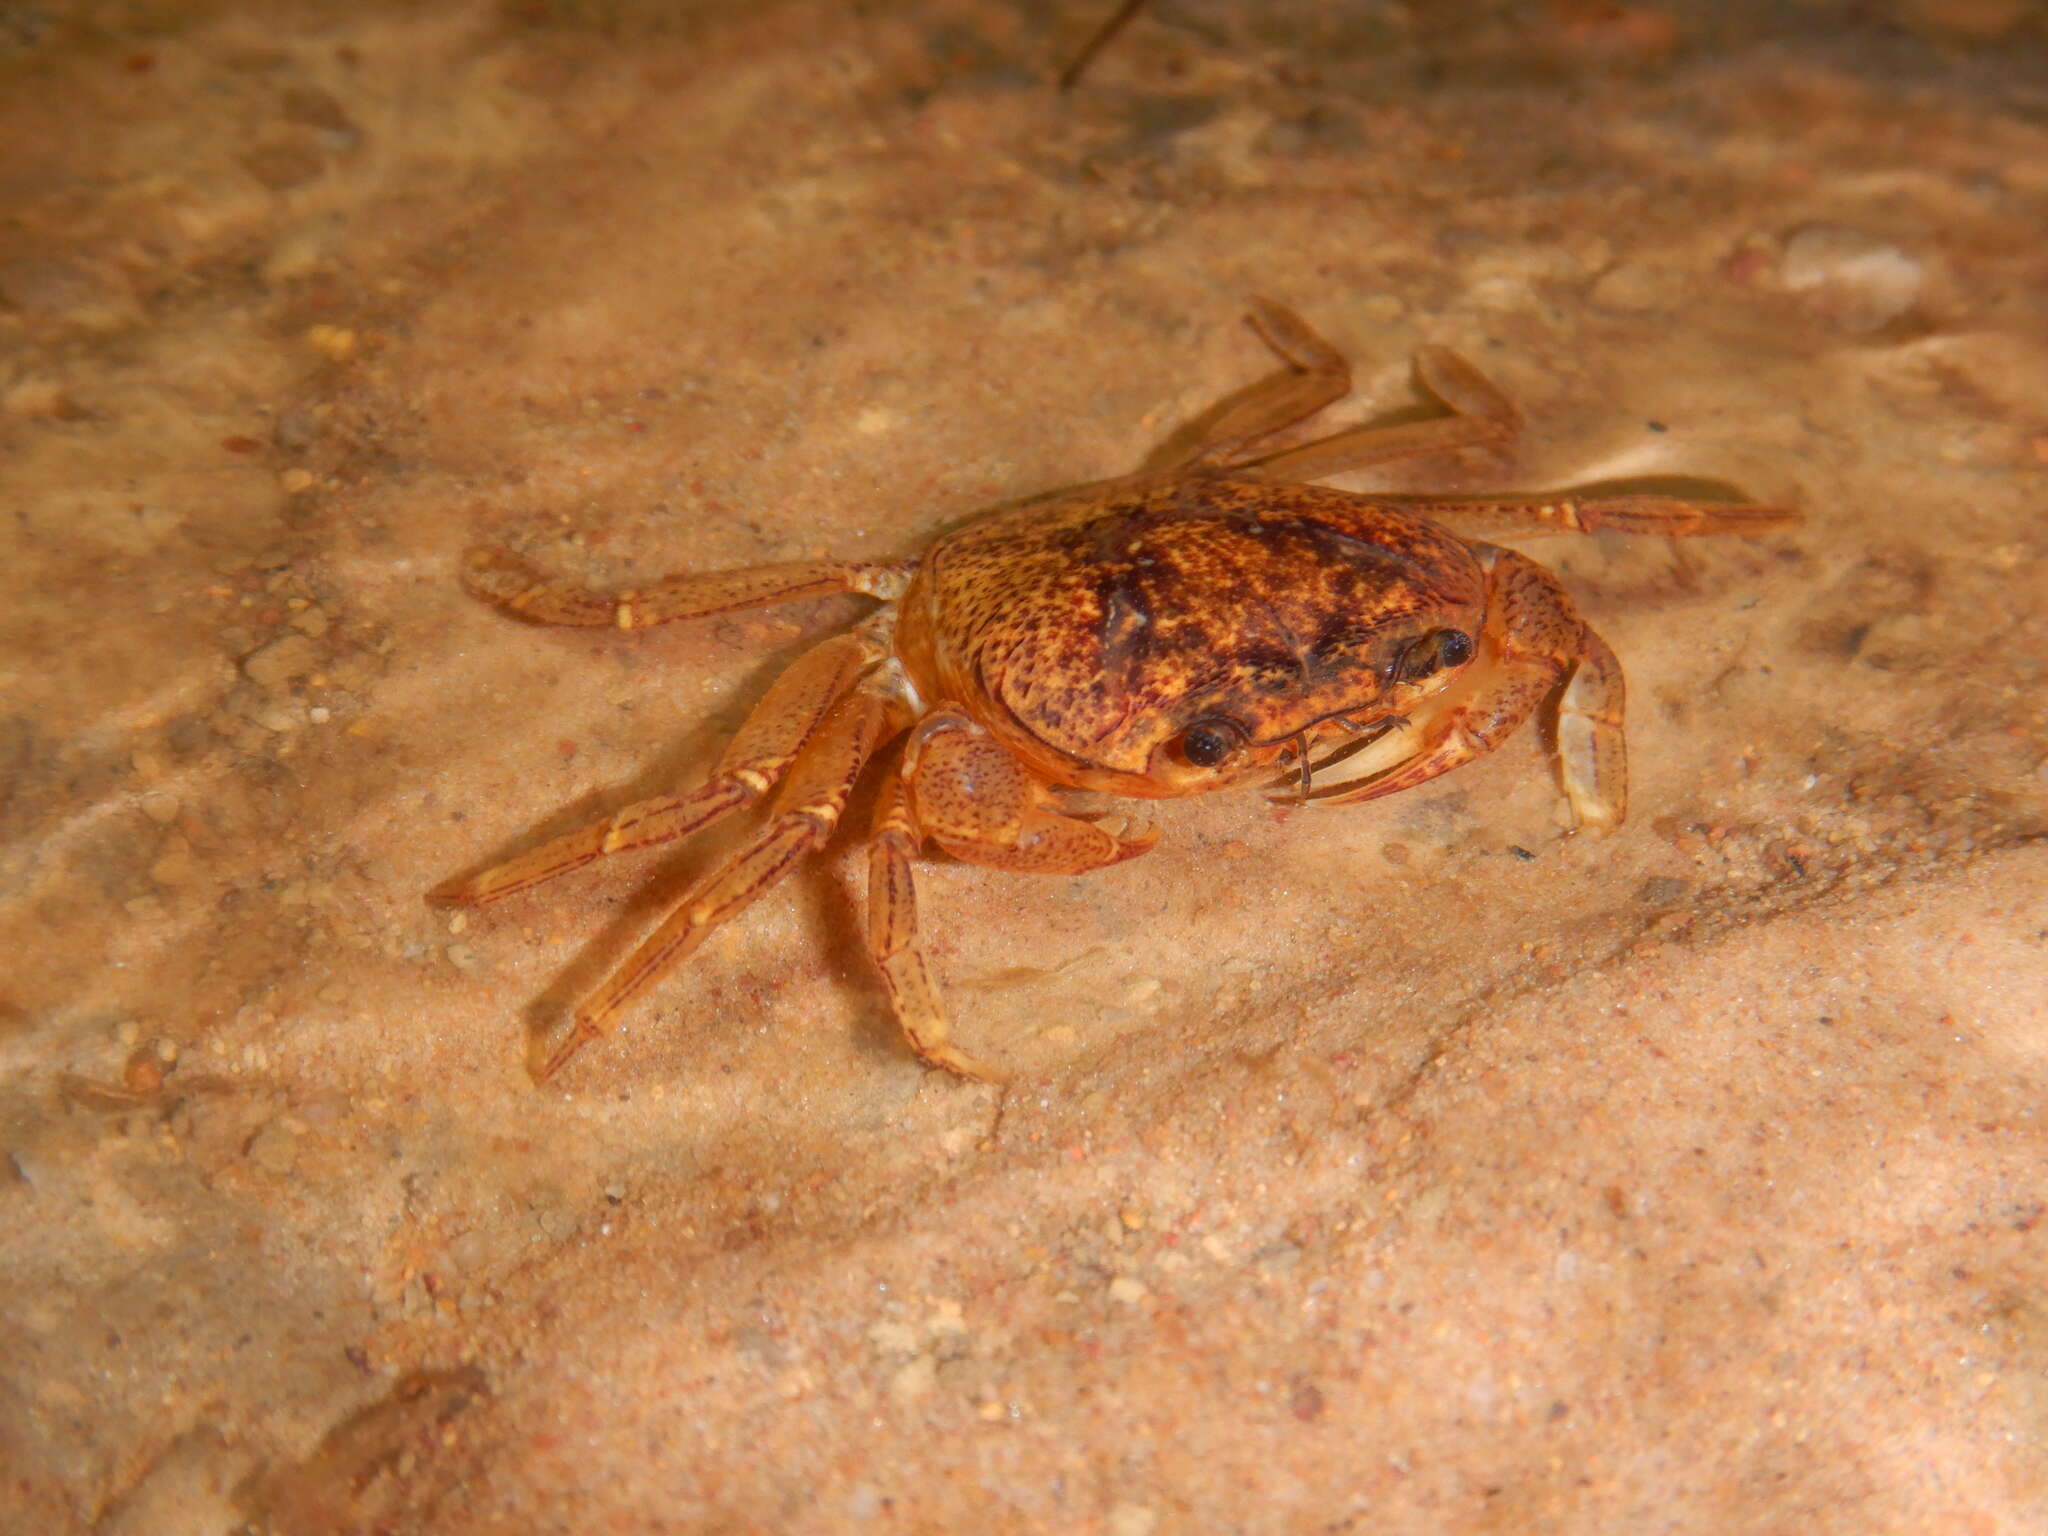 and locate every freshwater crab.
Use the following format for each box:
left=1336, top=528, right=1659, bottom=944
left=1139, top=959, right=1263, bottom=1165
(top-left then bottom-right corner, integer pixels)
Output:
left=432, top=301, right=1795, bottom=1082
